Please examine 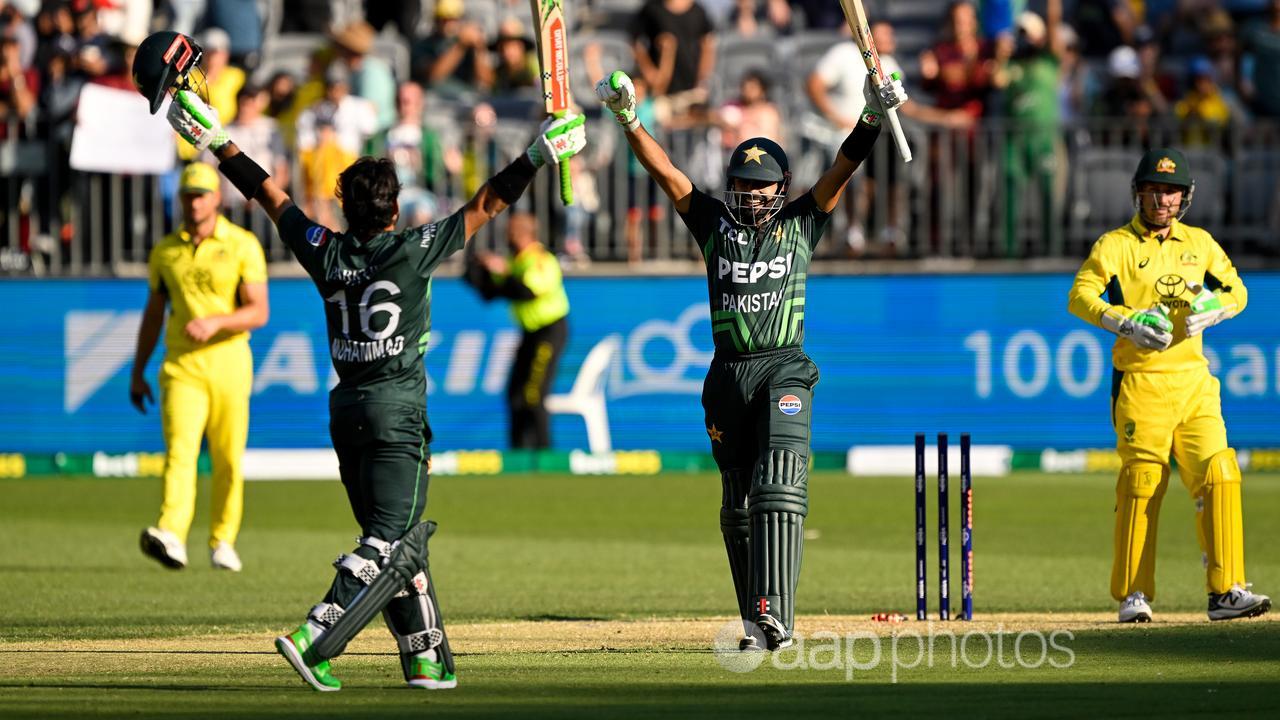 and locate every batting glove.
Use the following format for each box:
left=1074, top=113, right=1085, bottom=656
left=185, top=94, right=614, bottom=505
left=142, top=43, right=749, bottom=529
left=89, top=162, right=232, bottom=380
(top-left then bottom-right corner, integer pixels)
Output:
left=167, top=89, right=229, bottom=152
left=527, top=112, right=587, bottom=168
left=1185, top=283, right=1237, bottom=337
left=596, top=70, right=639, bottom=131
left=860, top=71, right=908, bottom=127
left=1102, top=304, right=1173, bottom=351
